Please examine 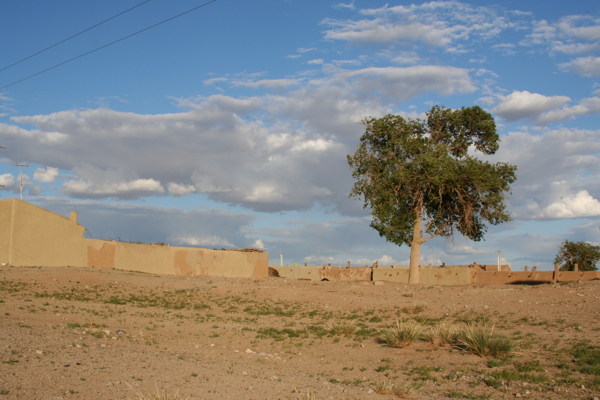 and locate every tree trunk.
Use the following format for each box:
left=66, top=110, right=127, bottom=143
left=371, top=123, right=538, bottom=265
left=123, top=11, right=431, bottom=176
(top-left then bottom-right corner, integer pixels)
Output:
left=408, top=209, right=422, bottom=284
